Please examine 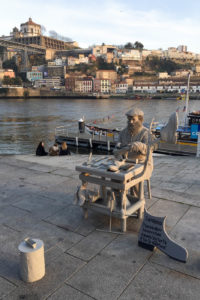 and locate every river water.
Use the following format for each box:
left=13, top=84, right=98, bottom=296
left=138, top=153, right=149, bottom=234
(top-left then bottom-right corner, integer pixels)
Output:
left=0, top=97, right=200, bottom=155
